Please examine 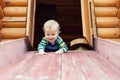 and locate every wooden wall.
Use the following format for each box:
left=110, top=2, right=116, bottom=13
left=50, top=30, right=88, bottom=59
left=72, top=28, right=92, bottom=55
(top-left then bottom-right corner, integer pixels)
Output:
left=0, top=0, right=28, bottom=42
left=94, top=0, right=120, bottom=42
